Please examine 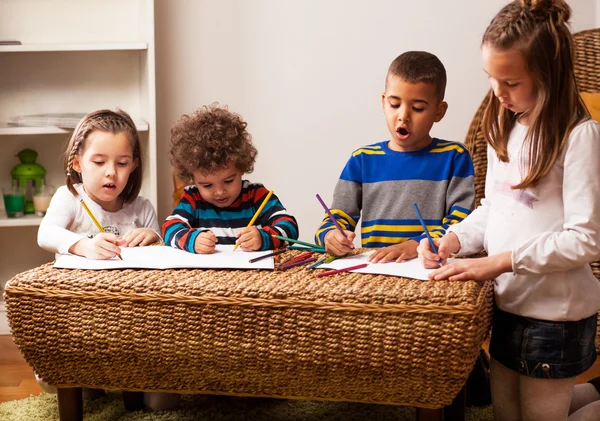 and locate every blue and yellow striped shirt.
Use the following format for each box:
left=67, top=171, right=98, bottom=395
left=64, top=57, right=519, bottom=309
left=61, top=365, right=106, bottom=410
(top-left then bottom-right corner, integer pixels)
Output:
left=315, top=139, right=475, bottom=248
